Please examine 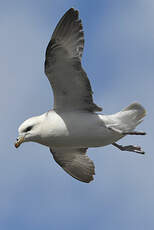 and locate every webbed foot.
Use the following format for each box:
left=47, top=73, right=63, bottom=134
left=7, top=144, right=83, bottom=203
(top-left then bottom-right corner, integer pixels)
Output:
left=112, top=142, right=145, bottom=154
left=108, top=126, right=146, bottom=136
